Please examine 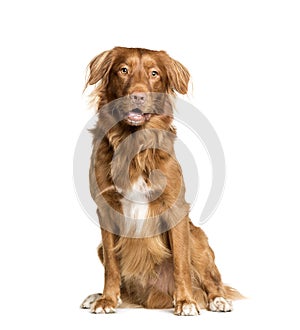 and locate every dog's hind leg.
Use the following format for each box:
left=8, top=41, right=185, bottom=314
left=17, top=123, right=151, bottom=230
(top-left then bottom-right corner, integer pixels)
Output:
left=189, top=222, right=240, bottom=312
